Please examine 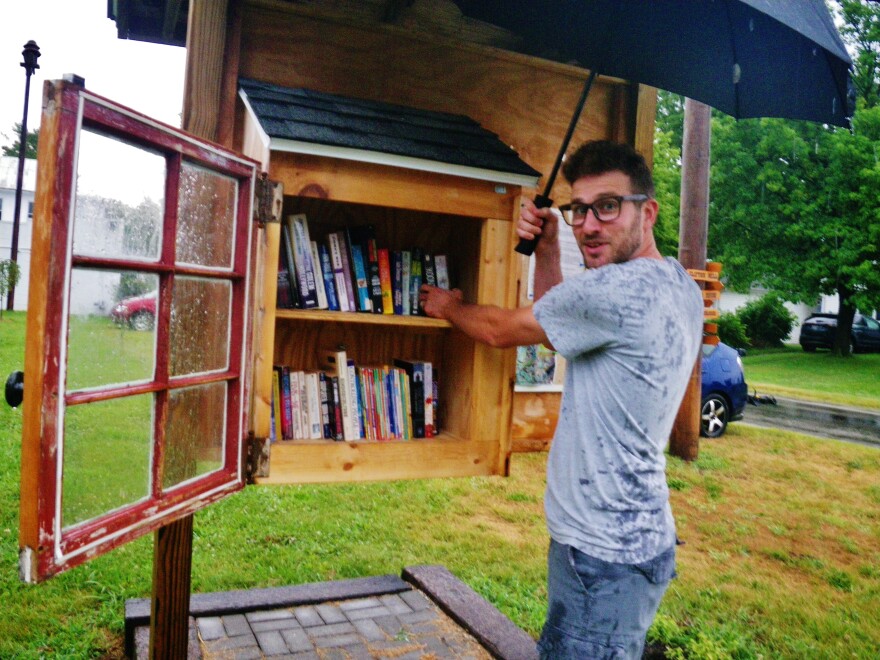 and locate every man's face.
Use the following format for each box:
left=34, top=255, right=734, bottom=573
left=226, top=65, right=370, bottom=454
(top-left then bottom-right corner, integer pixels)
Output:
left=569, top=170, right=658, bottom=269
